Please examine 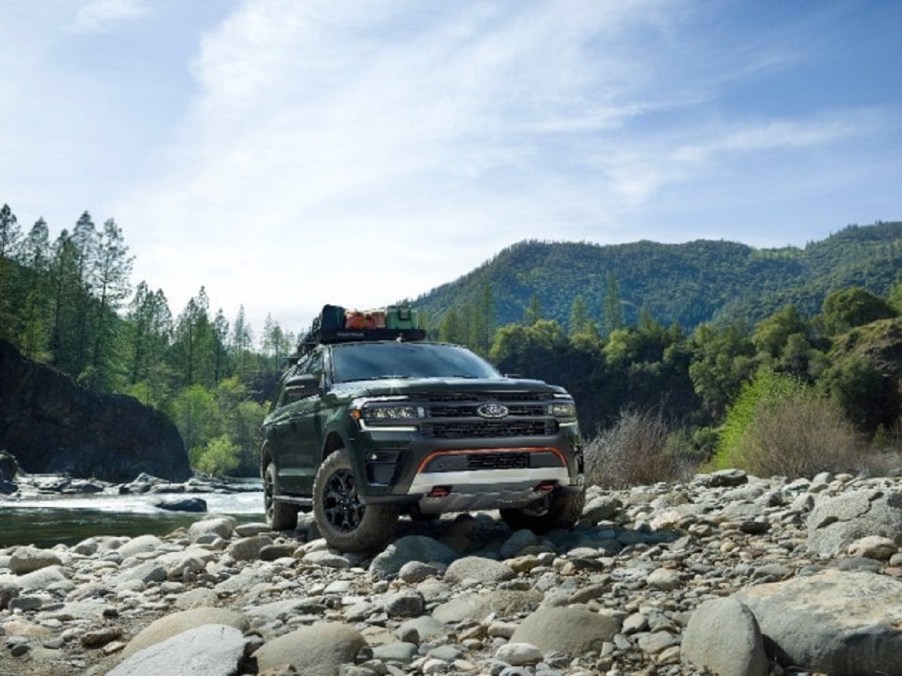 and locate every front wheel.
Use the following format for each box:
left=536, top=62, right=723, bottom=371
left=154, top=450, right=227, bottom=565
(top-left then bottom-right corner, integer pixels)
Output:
left=313, top=448, right=399, bottom=552
left=500, top=486, right=586, bottom=534
left=264, top=461, right=299, bottom=531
